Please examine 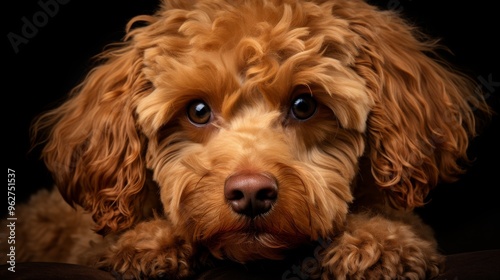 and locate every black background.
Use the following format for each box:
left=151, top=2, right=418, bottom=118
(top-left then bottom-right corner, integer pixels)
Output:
left=4, top=0, right=499, bottom=255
